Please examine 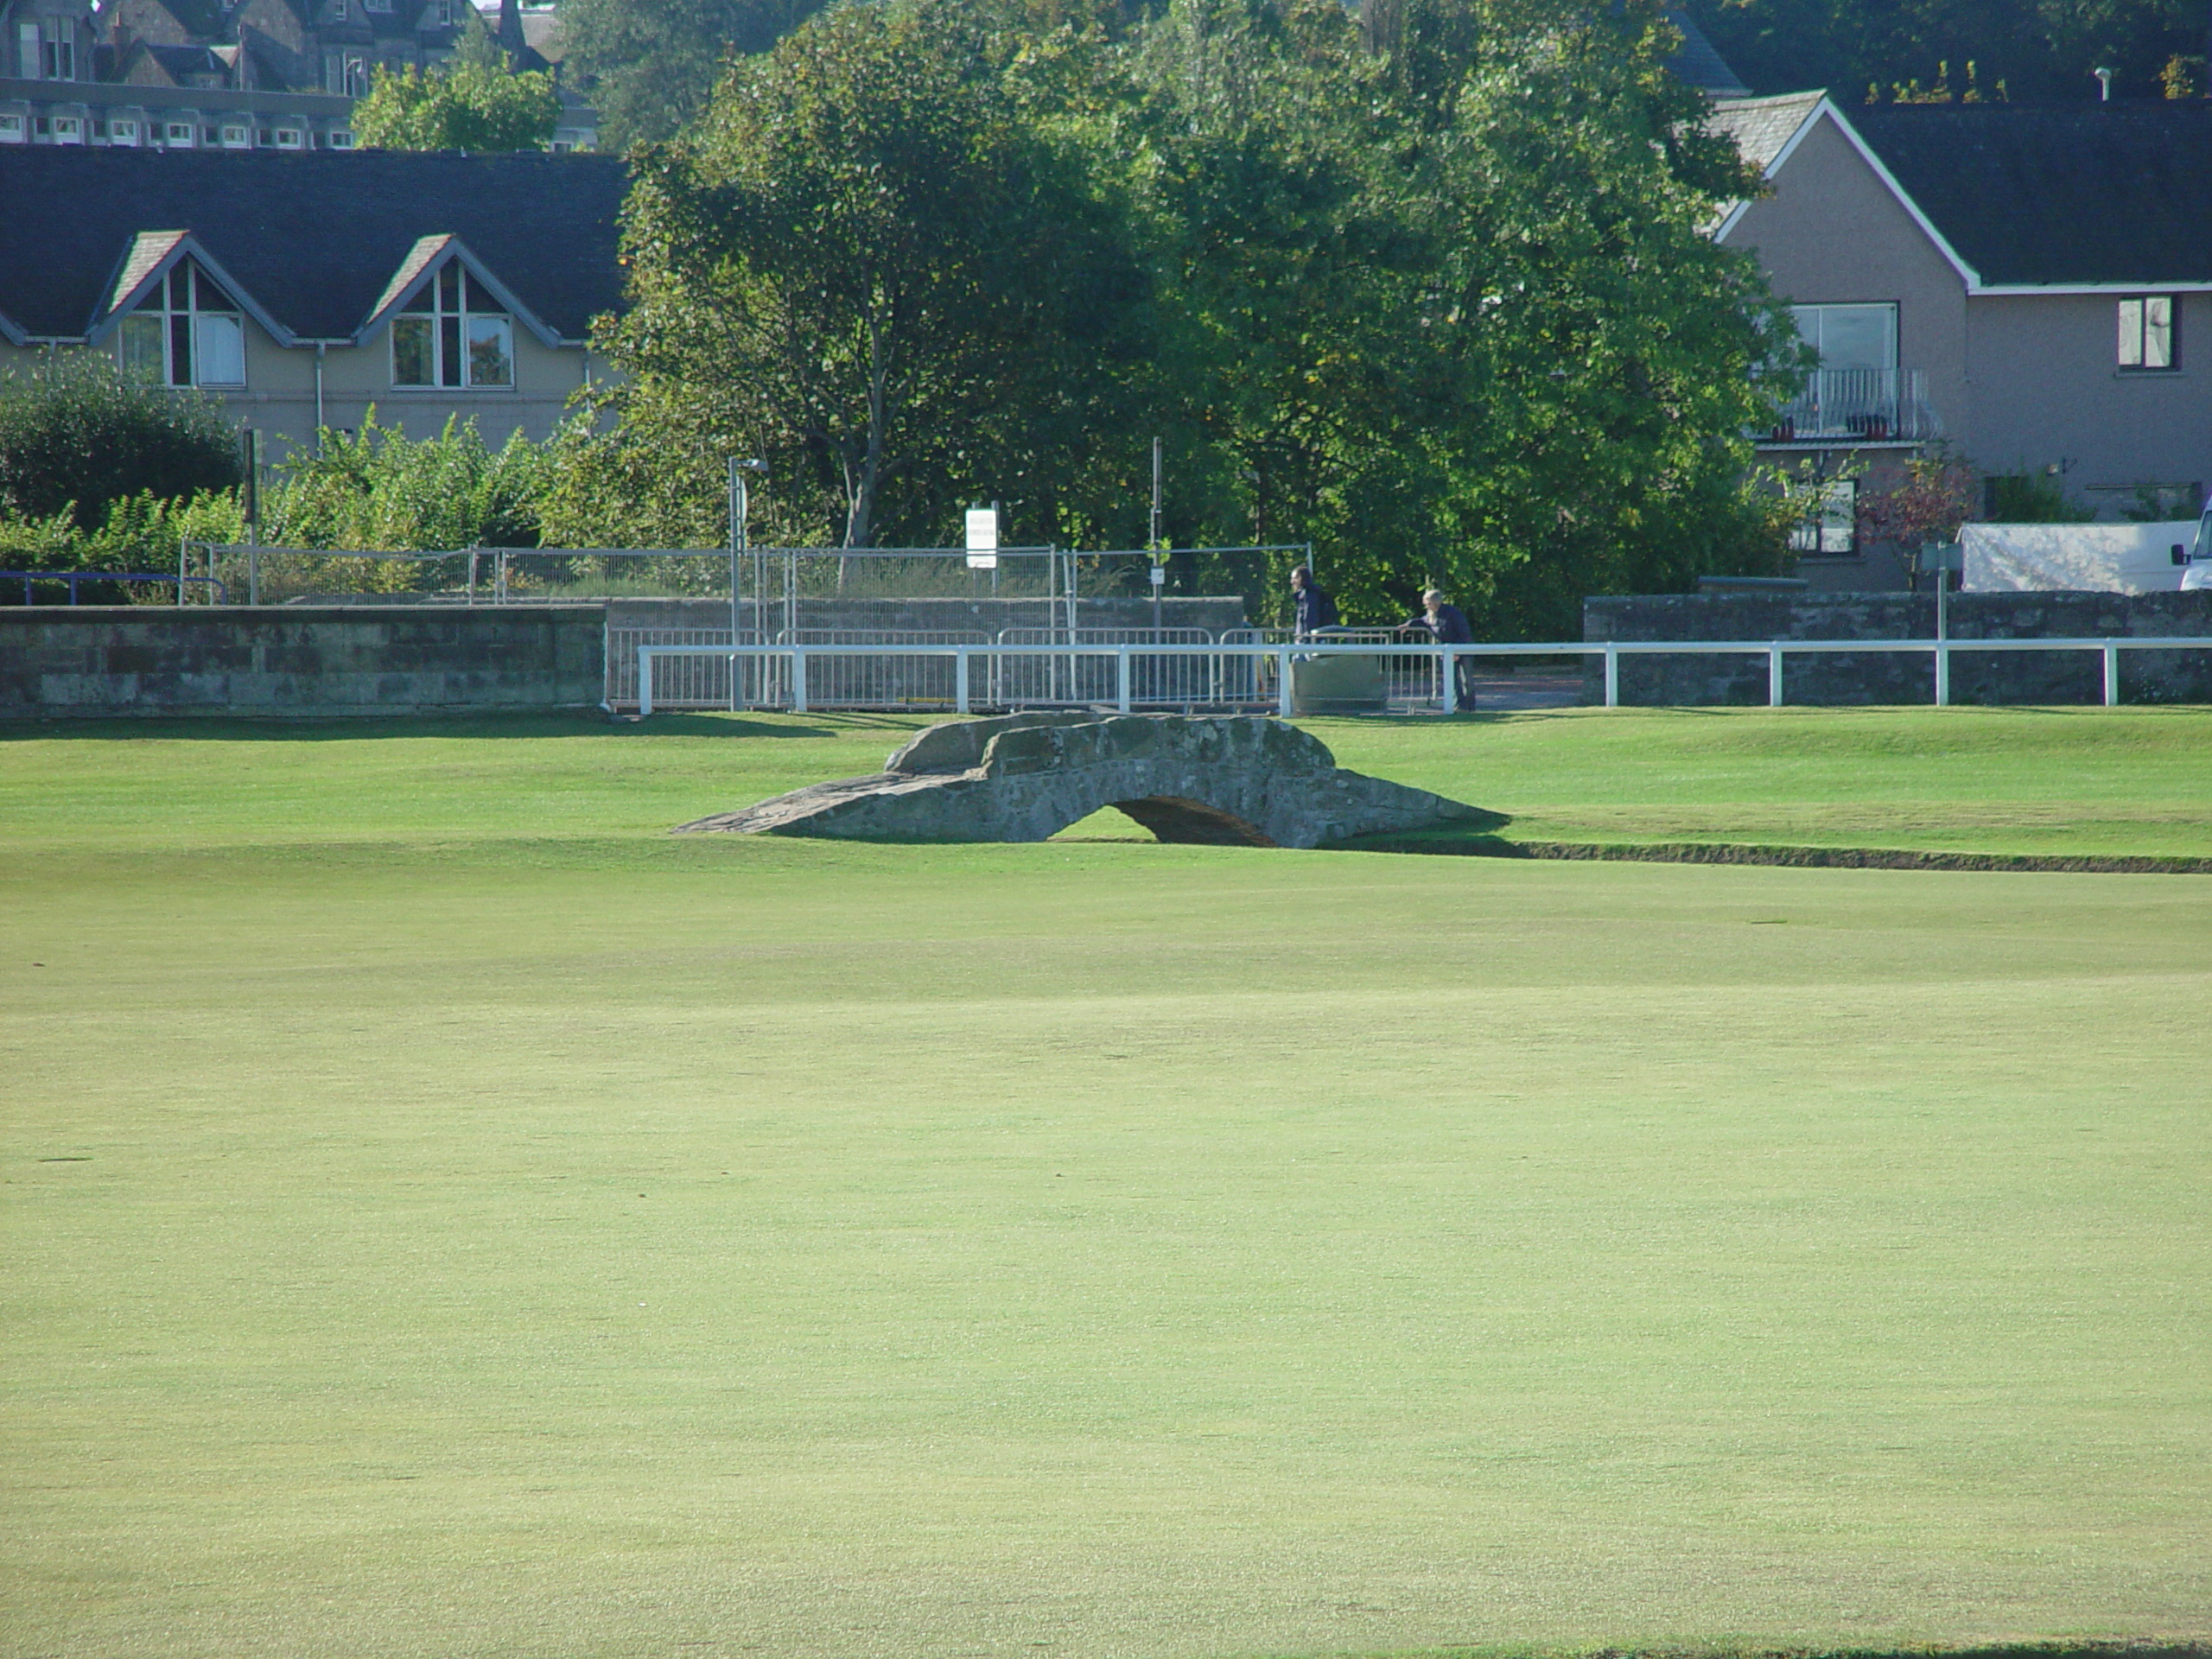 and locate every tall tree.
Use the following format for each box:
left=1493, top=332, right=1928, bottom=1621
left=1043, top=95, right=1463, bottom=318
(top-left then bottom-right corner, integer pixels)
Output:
left=353, top=29, right=562, bottom=151
left=579, top=0, right=1149, bottom=549
left=1117, top=0, right=1801, bottom=631
left=556, top=0, right=825, bottom=149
